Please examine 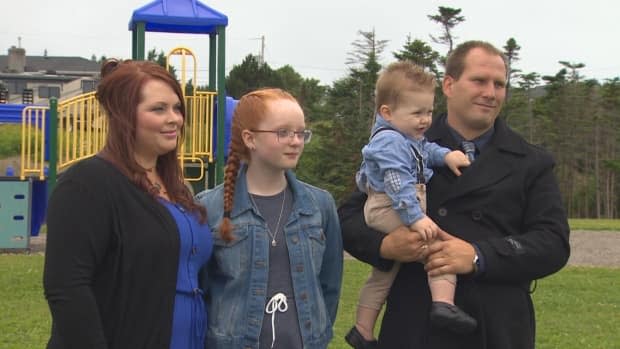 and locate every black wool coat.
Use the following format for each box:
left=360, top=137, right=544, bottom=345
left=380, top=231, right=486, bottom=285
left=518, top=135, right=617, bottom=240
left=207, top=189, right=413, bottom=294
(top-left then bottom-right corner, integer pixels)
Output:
left=339, top=115, right=570, bottom=349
